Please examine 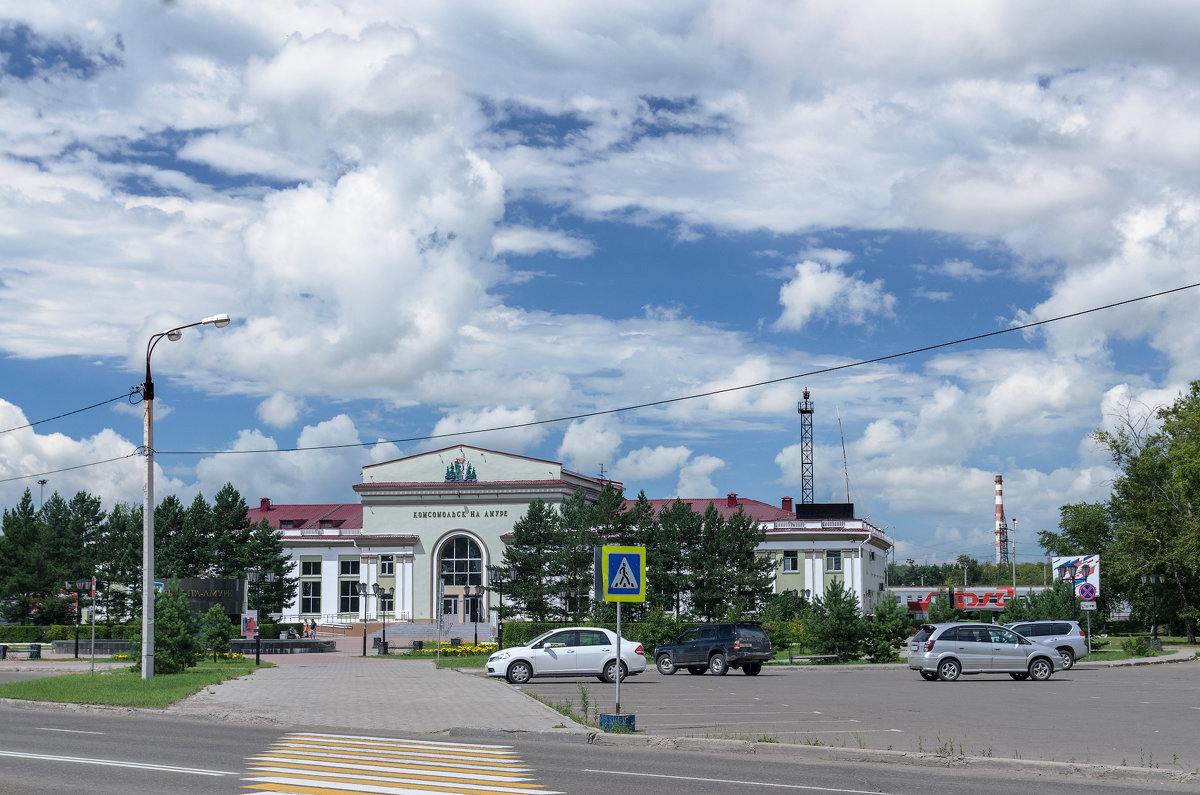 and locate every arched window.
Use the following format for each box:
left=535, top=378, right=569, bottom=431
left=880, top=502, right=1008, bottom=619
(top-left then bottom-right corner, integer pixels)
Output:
left=439, top=536, right=482, bottom=587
